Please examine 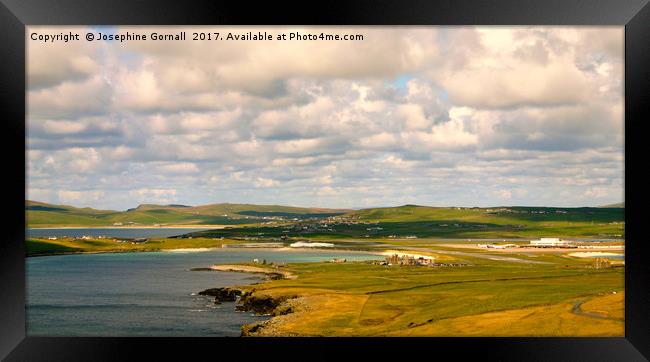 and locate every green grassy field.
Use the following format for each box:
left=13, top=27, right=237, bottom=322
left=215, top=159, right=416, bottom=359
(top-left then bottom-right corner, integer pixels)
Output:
left=232, top=250, right=624, bottom=336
